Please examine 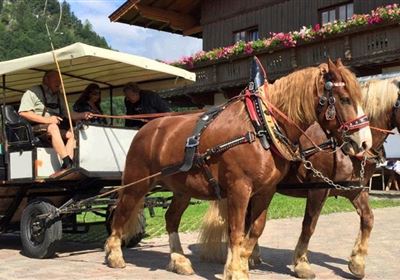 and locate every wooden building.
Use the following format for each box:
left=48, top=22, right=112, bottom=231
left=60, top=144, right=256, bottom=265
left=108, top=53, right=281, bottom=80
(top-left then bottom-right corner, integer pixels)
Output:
left=110, top=0, right=400, bottom=107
